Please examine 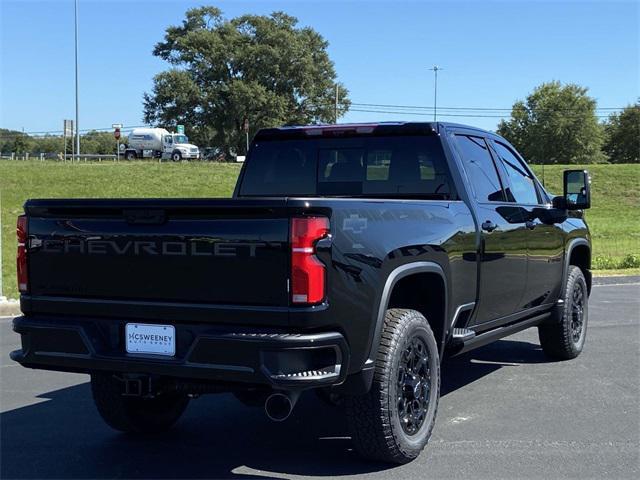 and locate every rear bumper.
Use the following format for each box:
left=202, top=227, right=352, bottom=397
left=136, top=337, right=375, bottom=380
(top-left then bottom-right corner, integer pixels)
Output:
left=10, top=315, right=349, bottom=389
